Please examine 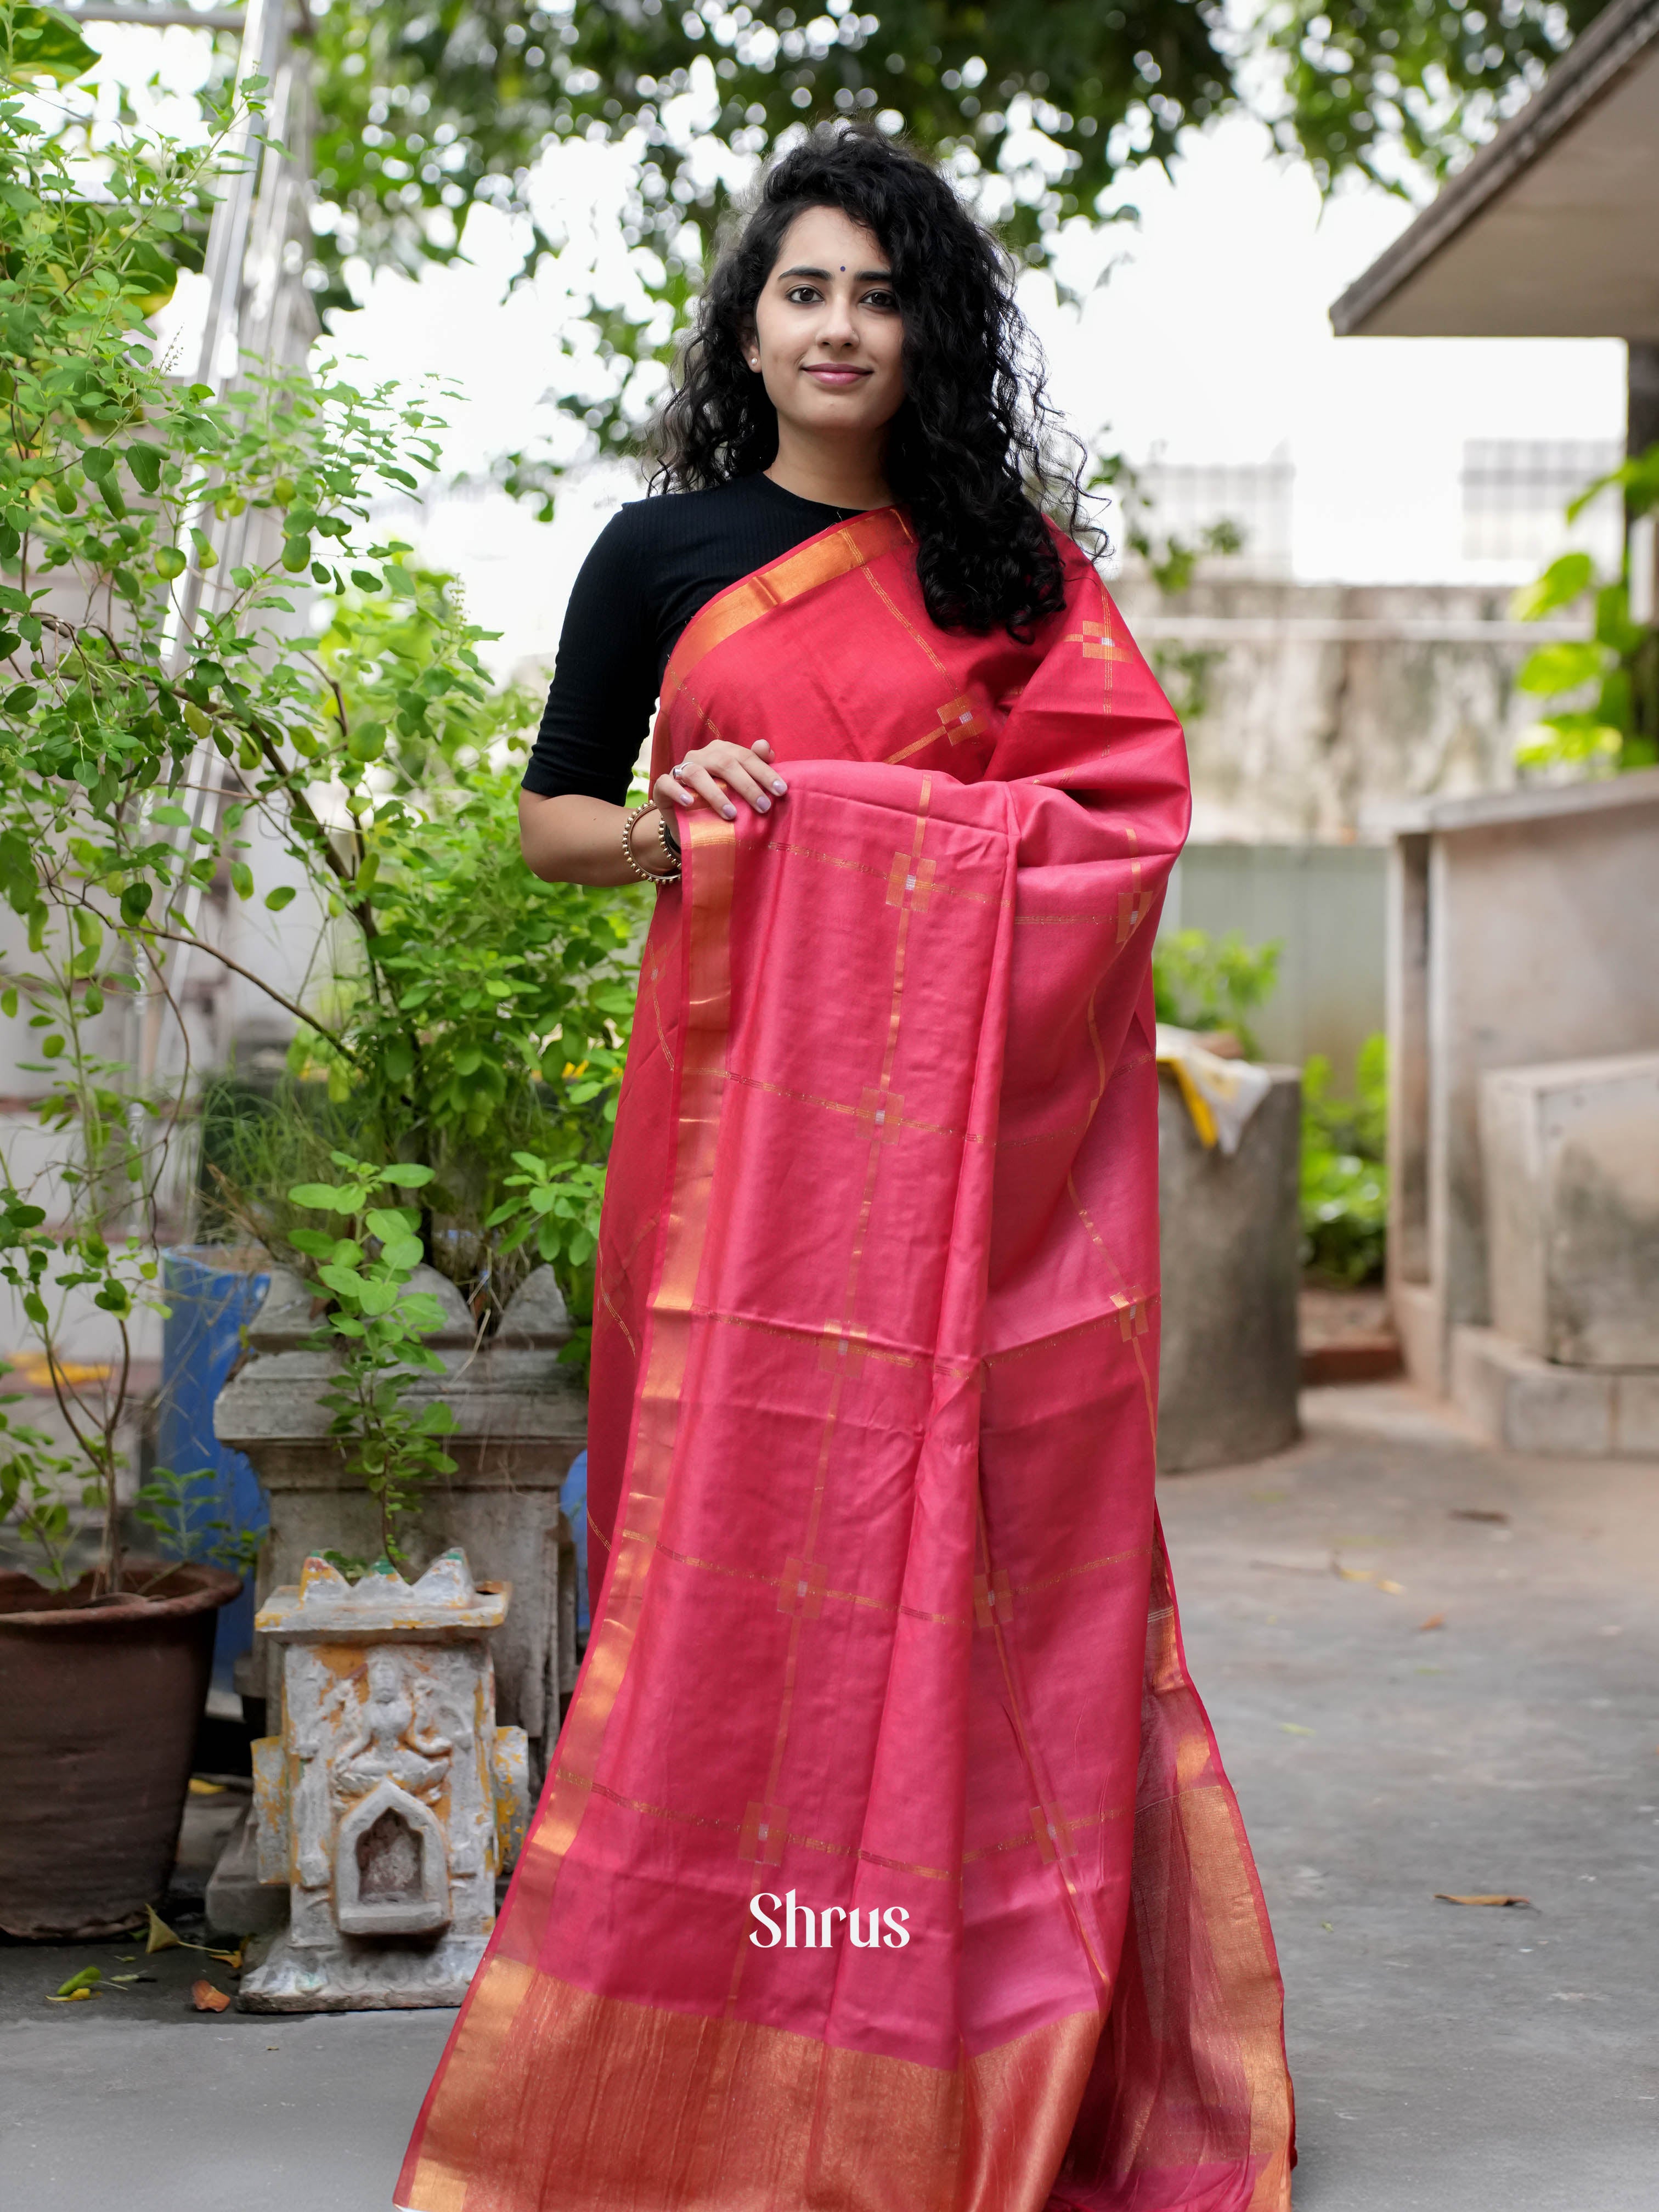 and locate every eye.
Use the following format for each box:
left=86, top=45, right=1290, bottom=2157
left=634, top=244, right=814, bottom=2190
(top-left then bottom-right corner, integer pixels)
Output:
left=862, top=289, right=899, bottom=312
left=783, top=284, right=823, bottom=305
